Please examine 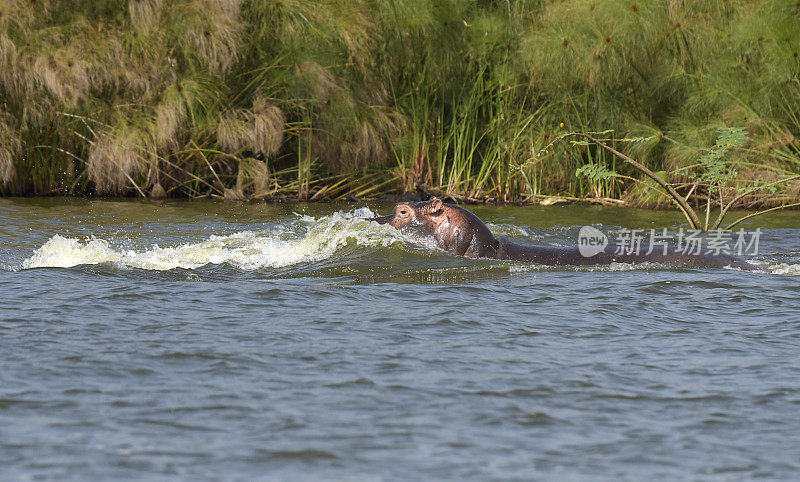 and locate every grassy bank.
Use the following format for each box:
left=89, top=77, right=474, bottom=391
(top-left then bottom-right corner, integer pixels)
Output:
left=1, top=0, right=799, bottom=206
